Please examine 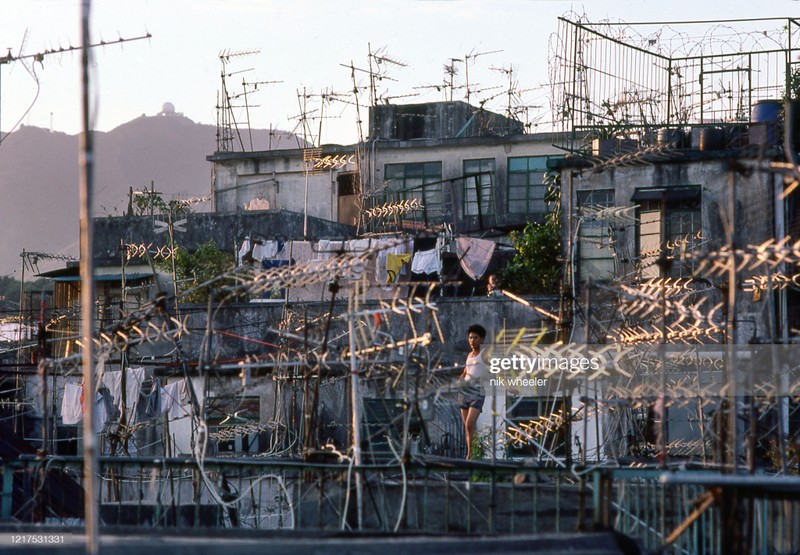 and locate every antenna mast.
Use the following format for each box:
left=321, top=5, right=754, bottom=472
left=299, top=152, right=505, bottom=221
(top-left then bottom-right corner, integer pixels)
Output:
left=464, top=49, right=502, bottom=105
left=0, top=31, right=151, bottom=146
left=216, top=48, right=259, bottom=152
